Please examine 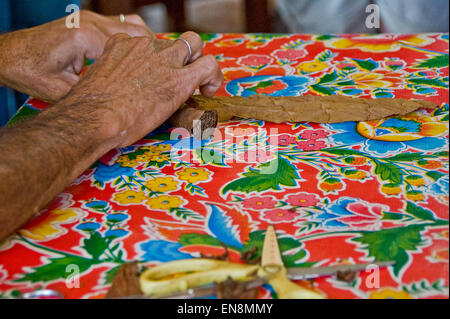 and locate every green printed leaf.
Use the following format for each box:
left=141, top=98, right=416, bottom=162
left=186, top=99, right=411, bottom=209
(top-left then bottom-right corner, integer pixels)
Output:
left=408, top=77, right=448, bottom=88
left=82, top=232, right=109, bottom=260
left=323, top=148, right=364, bottom=156
left=388, top=152, right=432, bottom=162
left=15, top=255, right=93, bottom=283
left=315, top=35, right=336, bottom=41
left=351, top=58, right=379, bottom=71
left=241, top=231, right=309, bottom=267
left=426, top=171, right=445, bottom=181
left=178, top=233, right=223, bottom=247
left=405, top=202, right=435, bottom=221
left=352, top=225, right=426, bottom=276
left=382, top=212, right=406, bottom=220
left=310, top=84, right=336, bottom=95
left=414, top=54, right=449, bottom=69
left=222, top=157, right=299, bottom=194
left=6, top=107, right=40, bottom=126
left=170, top=207, right=203, bottom=221
left=103, top=265, right=121, bottom=284
left=317, top=71, right=339, bottom=84
left=374, top=161, right=403, bottom=184
left=194, top=148, right=227, bottom=166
